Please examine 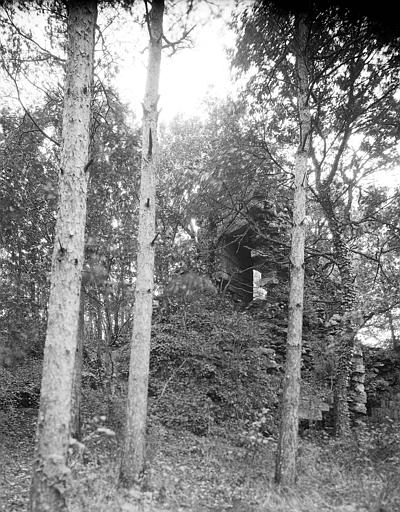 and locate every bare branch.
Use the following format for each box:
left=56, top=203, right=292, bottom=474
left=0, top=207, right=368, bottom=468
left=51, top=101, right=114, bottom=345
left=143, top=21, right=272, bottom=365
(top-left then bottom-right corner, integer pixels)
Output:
left=2, top=64, right=60, bottom=147
left=2, top=8, right=65, bottom=64
left=162, top=25, right=196, bottom=55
